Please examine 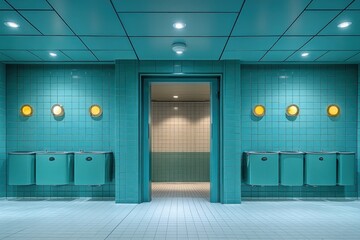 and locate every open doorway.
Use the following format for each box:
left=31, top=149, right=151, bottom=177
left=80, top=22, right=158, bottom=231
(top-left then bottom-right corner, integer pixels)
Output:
left=141, top=77, right=220, bottom=202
